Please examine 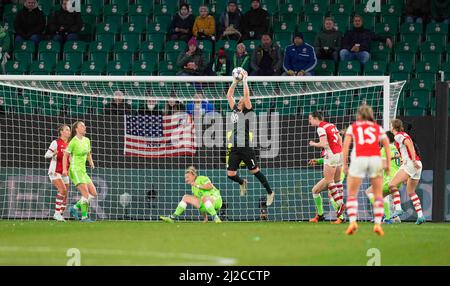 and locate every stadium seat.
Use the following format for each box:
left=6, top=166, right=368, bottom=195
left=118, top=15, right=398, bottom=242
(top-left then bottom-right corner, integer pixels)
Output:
left=273, top=20, right=297, bottom=36
left=158, top=60, right=178, bottom=75
left=40, top=94, right=63, bottom=116
left=400, top=23, right=423, bottom=44
left=197, top=40, right=213, bottom=53
left=419, top=41, right=445, bottom=66
left=370, top=41, right=392, bottom=62
left=114, top=41, right=139, bottom=62
left=139, top=50, right=159, bottom=64
left=338, top=60, right=361, bottom=75
left=141, top=35, right=165, bottom=54
left=5, top=60, right=29, bottom=75
left=95, top=22, right=120, bottom=44
left=68, top=95, right=92, bottom=115
left=55, top=60, right=80, bottom=75
left=330, top=3, right=352, bottom=16
left=37, top=0, right=53, bottom=16
left=135, top=0, right=154, bottom=12
left=165, top=40, right=188, bottom=54
left=120, top=23, right=145, bottom=44
left=38, top=52, right=58, bottom=68
left=381, top=3, right=402, bottom=17
left=147, top=17, right=171, bottom=35
left=88, top=40, right=113, bottom=67
left=330, top=14, right=350, bottom=33
left=128, top=4, right=150, bottom=28
left=29, top=60, right=55, bottom=75
left=314, top=60, right=335, bottom=75
left=359, top=14, right=376, bottom=30
left=242, top=40, right=261, bottom=54
left=163, top=52, right=179, bottom=62
left=404, top=92, right=429, bottom=112
left=81, top=3, right=101, bottom=24
left=79, top=22, right=94, bottom=42
left=153, top=3, right=177, bottom=16
left=374, top=22, right=398, bottom=38
left=14, top=40, right=35, bottom=54
left=426, top=22, right=448, bottom=47
left=278, top=3, right=301, bottom=22
left=103, top=4, right=127, bottom=24
left=81, top=60, right=106, bottom=75
left=364, top=60, right=387, bottom=75
left=63, top=41, right=87, bottom=63
left=415, top=62, right=438, bottom=83
left=304, top=2, right=327, bottom=16
left=132, top=60, right=155, bottom=75
left=13, top=51, right=34, bottom=66
left=410, top=78, right=435, bottom=92
left=106, top=60, right=131, bottom=75
left=216, top=39, right=237, bottom=54
left=14, top=94, right=40, bottom=114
